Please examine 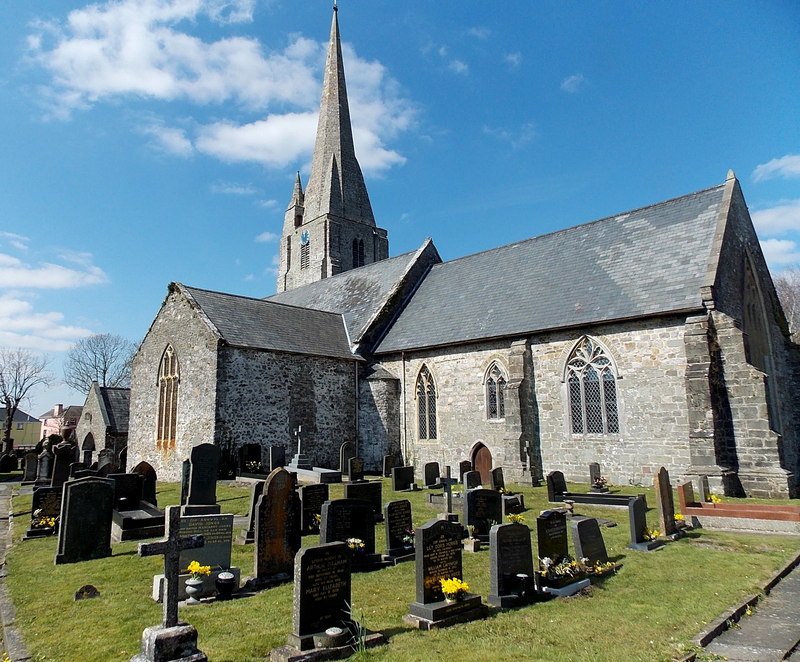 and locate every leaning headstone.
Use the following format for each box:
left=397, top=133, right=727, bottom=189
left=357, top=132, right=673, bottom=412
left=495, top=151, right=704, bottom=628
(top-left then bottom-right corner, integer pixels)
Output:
left=546, top=470, right=568, bottom=501
left=489, top=467, right=505, bottom=492
left=320, top=498, right=383, bottom=570
left=24, top=486, right=62, bottom=539
left=345, top=457, right=365, bottom=483
left=654, top=467, right=678, bottom=537
left=627, top=495, right=661, bottom=551
left=463, top=470, right=482, bottom=490
left=252, top=468, right=300, bottom=586
left=382, top=454, right=397, bottom=478
left=423, top=462, right=441, bottom=489
left=463, top=488, right=503, bottom=541
left=55, top=477, right=114, bottom=564
left=133, top=506, right=206, bottom=662
left=183, top=443, right=221, bottom=515
left=488, top=522, right=535, bottom=607
left=339, top=441, right=355, bottom=475
left=238, top=480, right=265, bottom=544
left=392, top=465, right=416, bottom=491
left=405, top=518, right=485, bottom=629
left=384, top=499, right=414, bottom=562
left=570, top=518, right=609, bottom=565
left=22, top=452, right=38, bottom=483
left=269, top=445, right=286, bottom=472
left=132, top=461, right=158, bottom=506
left=299, top=483, right=328, bottom=534
left=343, top=480, right=383, bottom=522
left=458, top=461, right=472, bottom=483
